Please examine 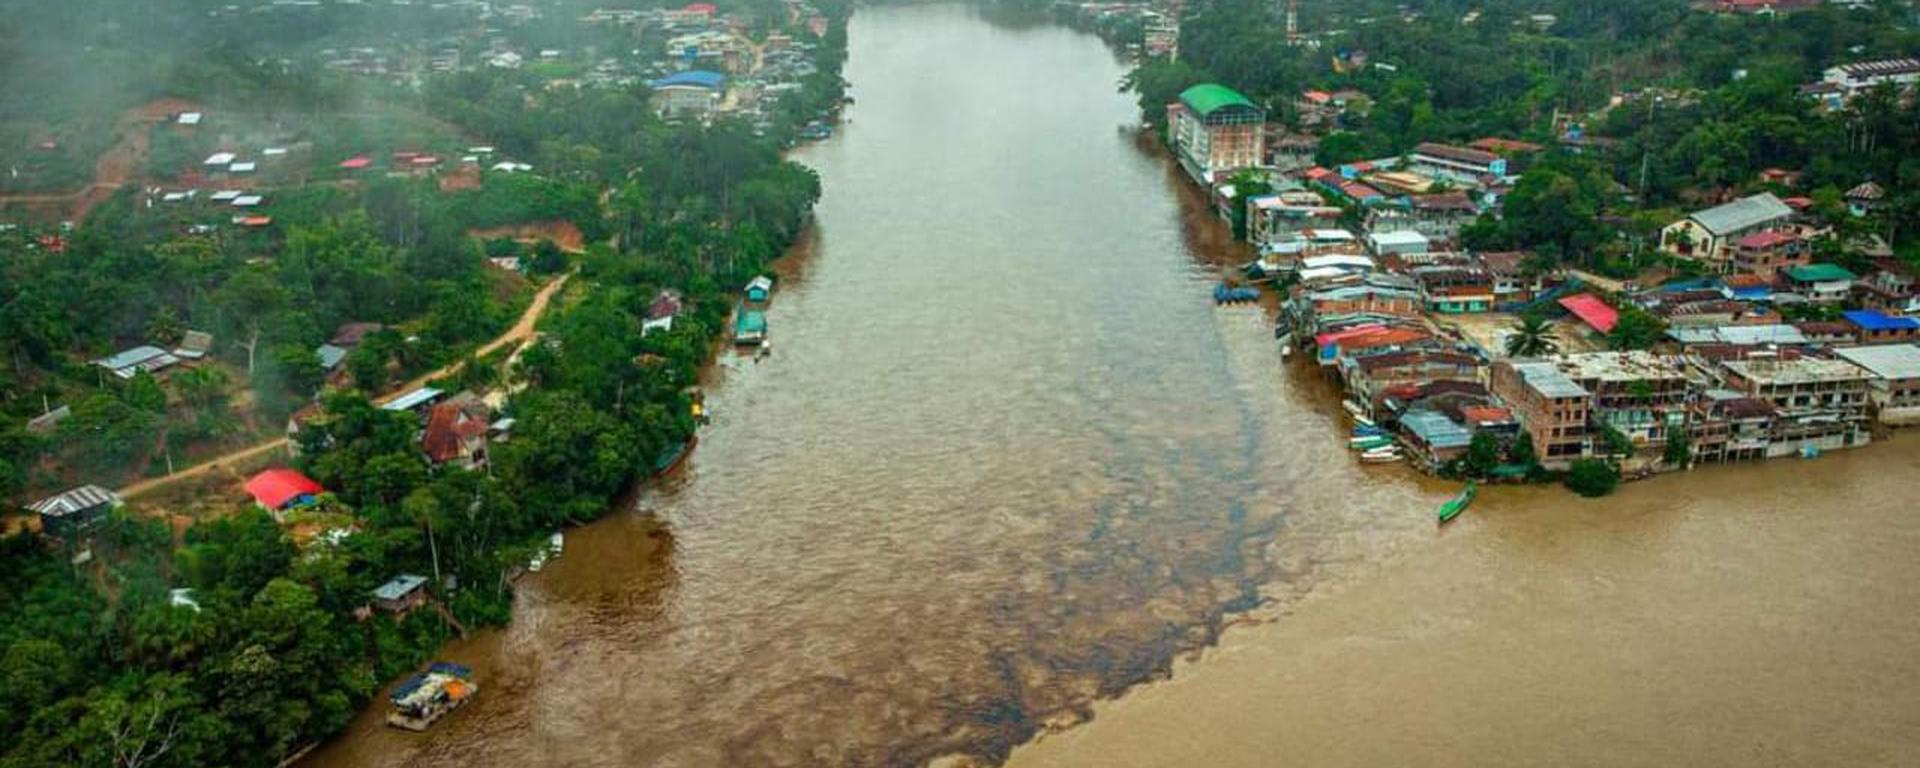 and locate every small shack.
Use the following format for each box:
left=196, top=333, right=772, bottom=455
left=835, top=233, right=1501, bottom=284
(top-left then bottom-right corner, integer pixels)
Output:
left=372, top=574, right=429, bottom=615
left=29, top=485, right=122, bottom=537
left=745, top=276, right=774, bottom=303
